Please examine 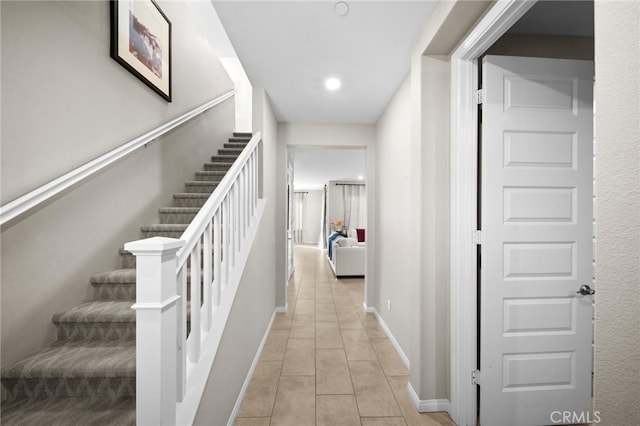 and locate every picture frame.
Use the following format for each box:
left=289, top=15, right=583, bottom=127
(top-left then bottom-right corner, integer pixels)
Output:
left=110, top=0, right=172, bottom=102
